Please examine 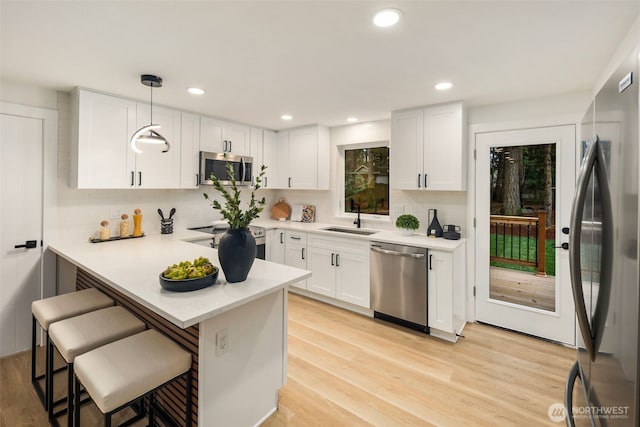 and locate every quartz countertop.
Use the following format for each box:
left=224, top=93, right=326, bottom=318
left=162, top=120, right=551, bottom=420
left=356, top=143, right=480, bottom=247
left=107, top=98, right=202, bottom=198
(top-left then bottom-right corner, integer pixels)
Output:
left=251, top=219, right=465, bottom=251
left=48, top=230, right=311, bottom=328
